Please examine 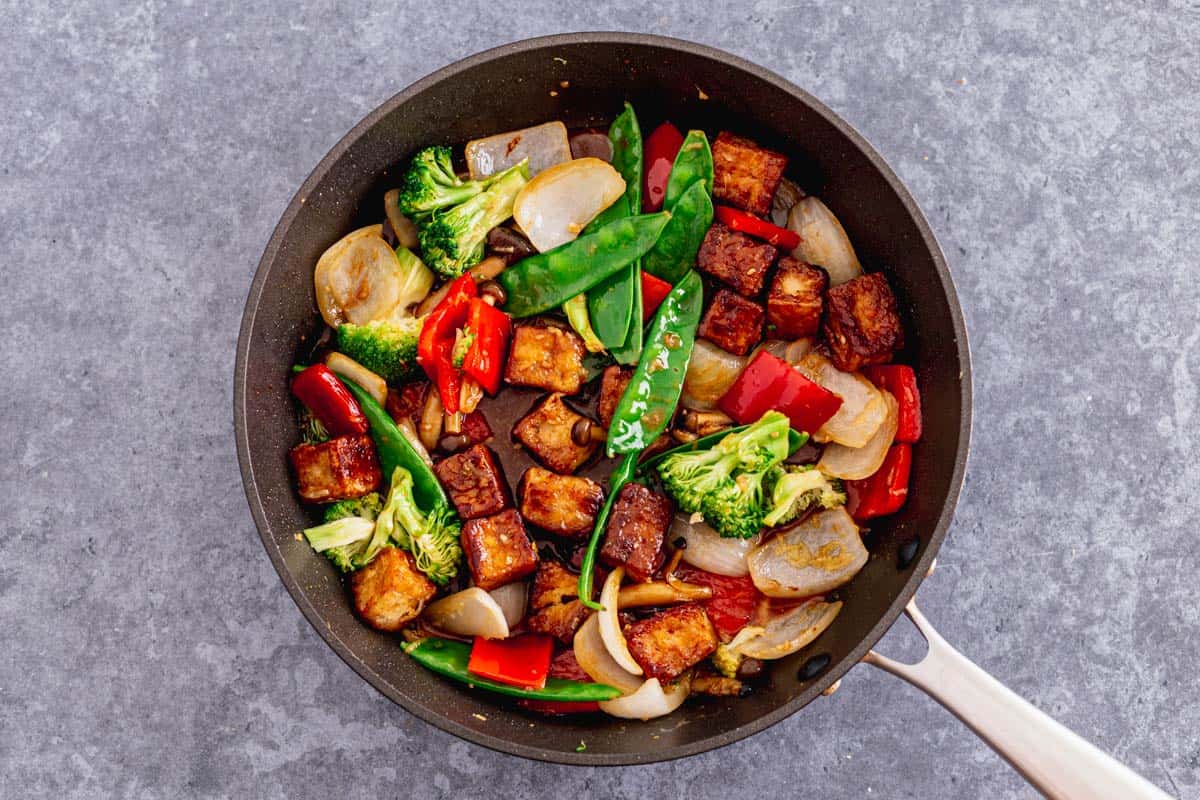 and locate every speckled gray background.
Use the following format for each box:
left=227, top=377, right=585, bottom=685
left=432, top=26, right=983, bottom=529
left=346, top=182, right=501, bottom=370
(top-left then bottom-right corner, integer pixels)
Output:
left=3, top=2, right=1198, bottom=798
